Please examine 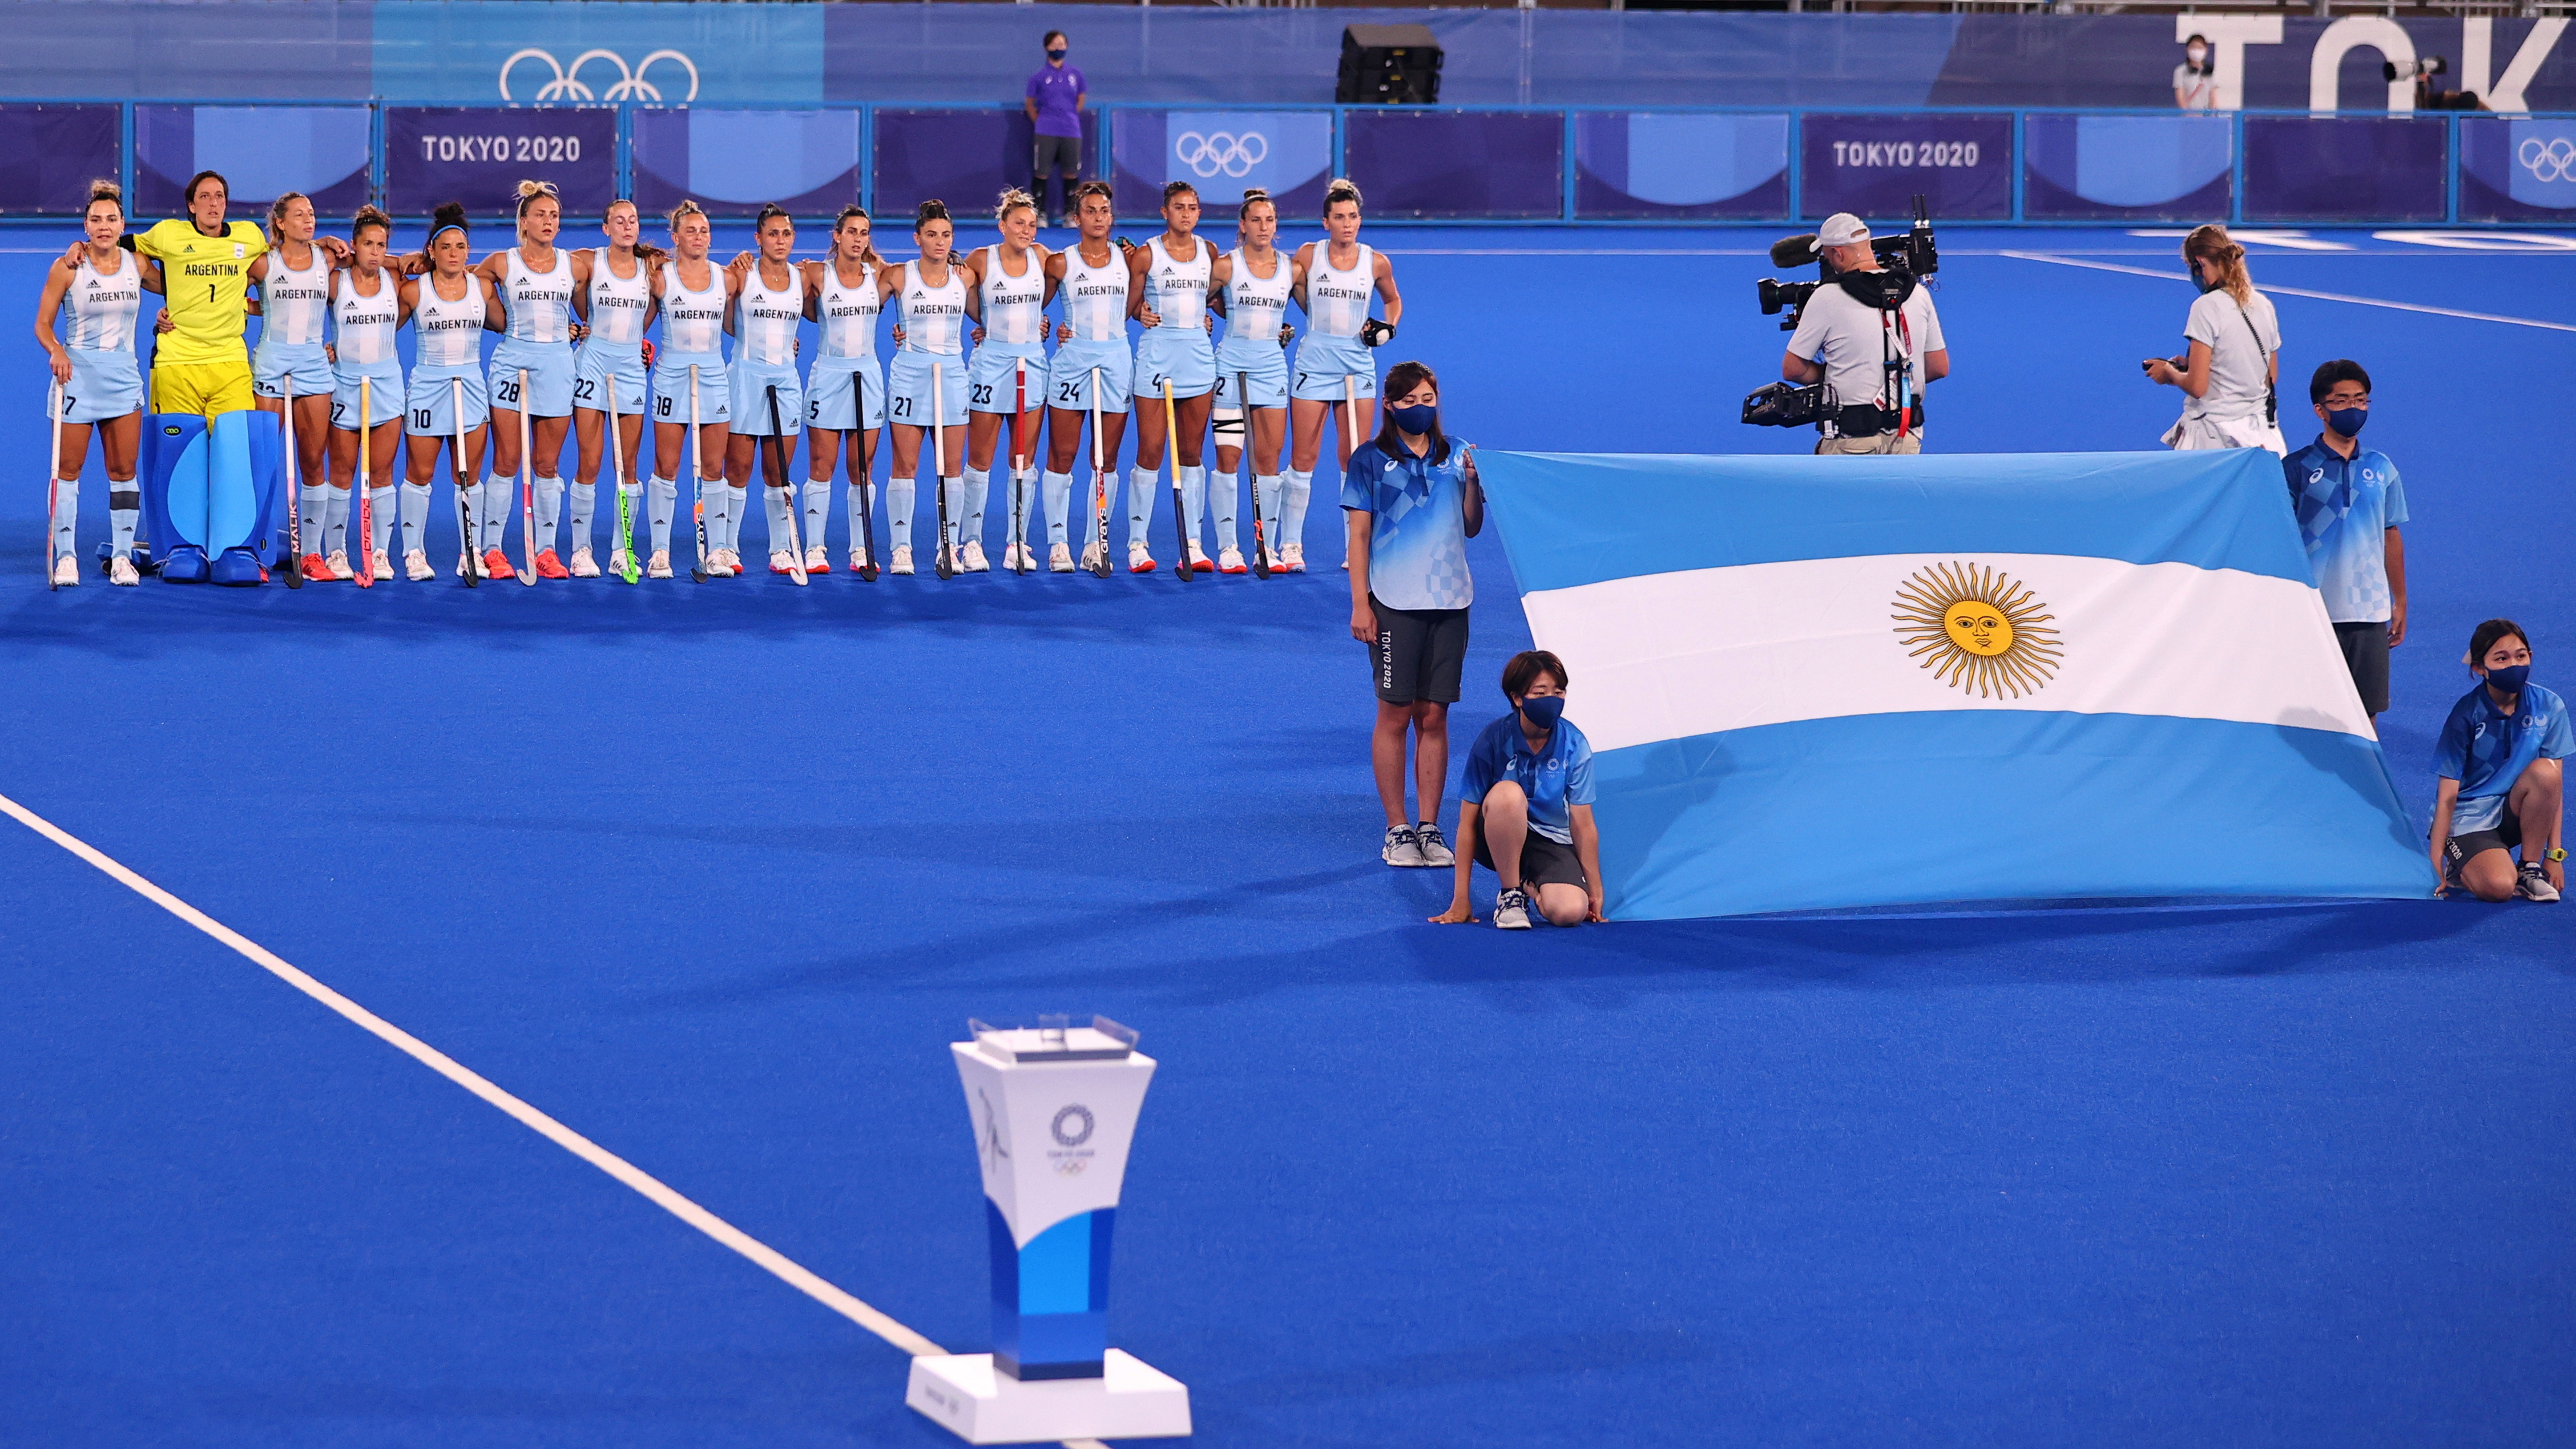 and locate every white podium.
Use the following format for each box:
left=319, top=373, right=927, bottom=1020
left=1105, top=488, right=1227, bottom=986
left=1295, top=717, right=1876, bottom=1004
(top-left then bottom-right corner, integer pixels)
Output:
left=905, top=1016, right=1191, bottom=1443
